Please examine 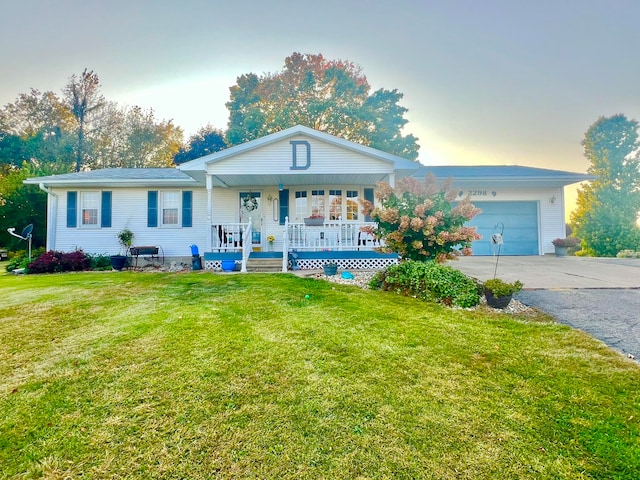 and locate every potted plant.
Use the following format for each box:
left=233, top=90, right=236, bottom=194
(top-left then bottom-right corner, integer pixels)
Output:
left=304, top=214, right=325, bottom=226
left=267, top=234, right=275, bottom=251
left=483, top=278, right=523, bottom=309
left=323, top=261, right=338, bottom=276
left=552, top=237, right=579, bottom=256
left=110, top=228, right=134, bottom=271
